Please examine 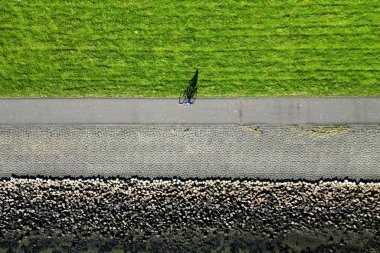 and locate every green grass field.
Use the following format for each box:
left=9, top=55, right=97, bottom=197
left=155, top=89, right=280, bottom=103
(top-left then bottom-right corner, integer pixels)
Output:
left=0, top=0, right=379, bottom=97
